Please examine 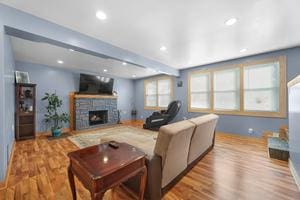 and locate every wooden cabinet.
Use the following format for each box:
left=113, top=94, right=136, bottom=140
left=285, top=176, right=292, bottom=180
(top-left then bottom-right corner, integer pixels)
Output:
left=15, top=83, right=36, bottom=140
